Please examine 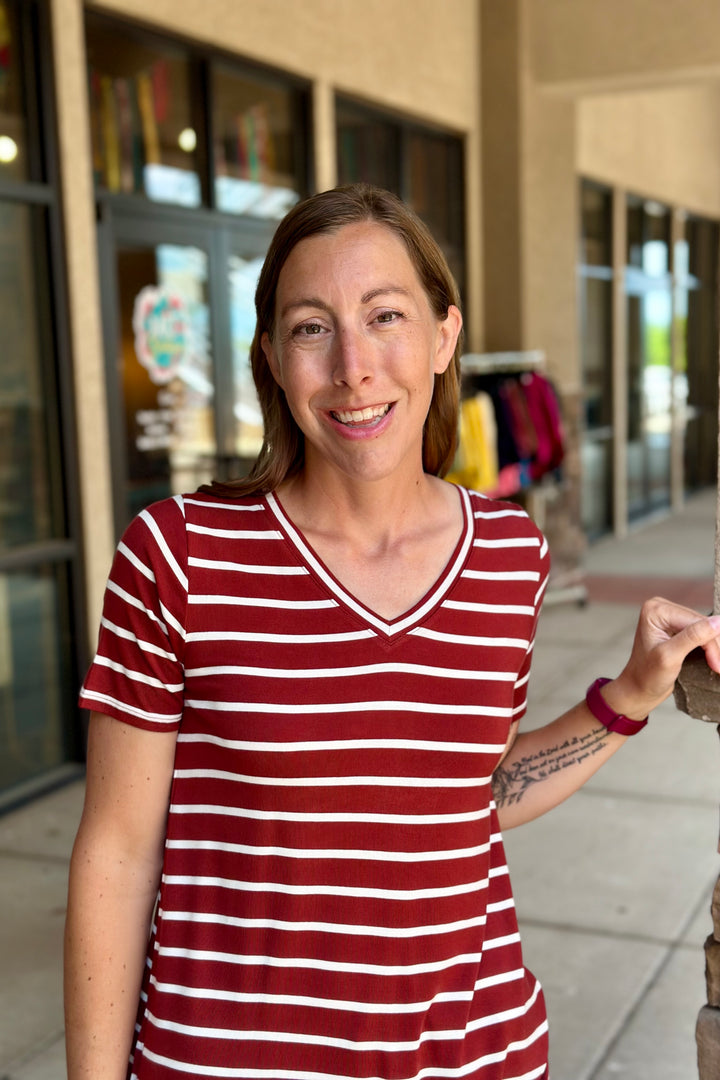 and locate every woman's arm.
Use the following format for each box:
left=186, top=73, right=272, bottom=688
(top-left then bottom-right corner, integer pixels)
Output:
left=64, top=713, right=177, bottom=1080
left=493, top=597, right=720, bottom=830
